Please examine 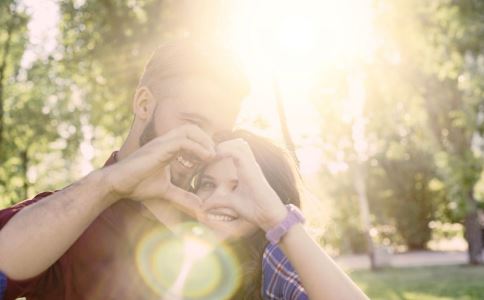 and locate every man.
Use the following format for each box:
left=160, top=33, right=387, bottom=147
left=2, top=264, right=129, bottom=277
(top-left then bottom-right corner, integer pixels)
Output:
left=0, top=39, right=249, bottom=299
